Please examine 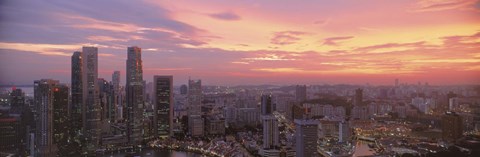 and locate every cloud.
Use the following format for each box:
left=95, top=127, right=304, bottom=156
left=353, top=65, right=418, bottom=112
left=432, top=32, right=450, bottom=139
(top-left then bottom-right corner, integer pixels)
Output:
left=270, top=31, right=308, bottom=45
left=208, top=11, right=241, bottom=21
left=322, top=36, right=354, bottom=46
left=410, top=0, right=477, bottom=12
